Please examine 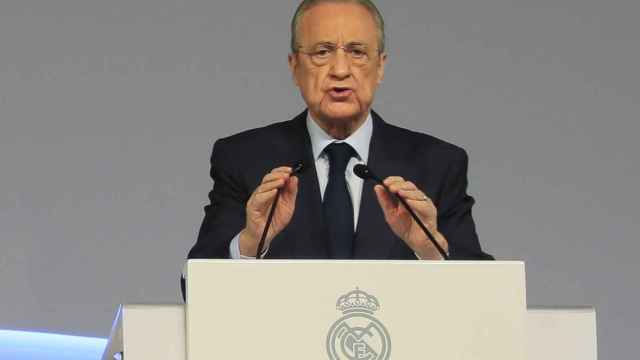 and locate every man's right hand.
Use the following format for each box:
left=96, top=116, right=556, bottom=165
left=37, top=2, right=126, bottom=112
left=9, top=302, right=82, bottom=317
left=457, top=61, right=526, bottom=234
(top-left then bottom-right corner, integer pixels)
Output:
left=239, top=166, right=299, bottom=257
